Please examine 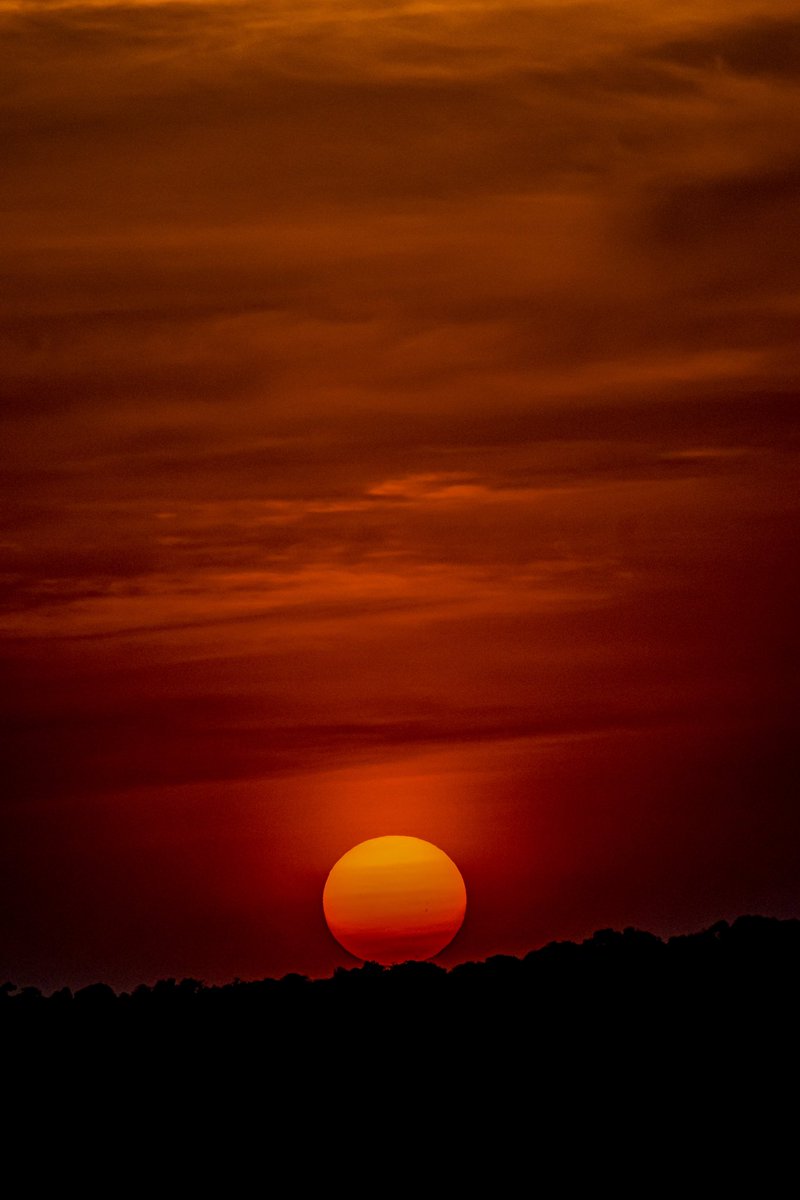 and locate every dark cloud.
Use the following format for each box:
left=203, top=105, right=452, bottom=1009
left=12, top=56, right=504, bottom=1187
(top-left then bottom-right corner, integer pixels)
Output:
left=648, top=160, right=800, bottom=245
left=650, top=16, right=800, bottom=80
left=0, top=685, right=667, bottom=805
